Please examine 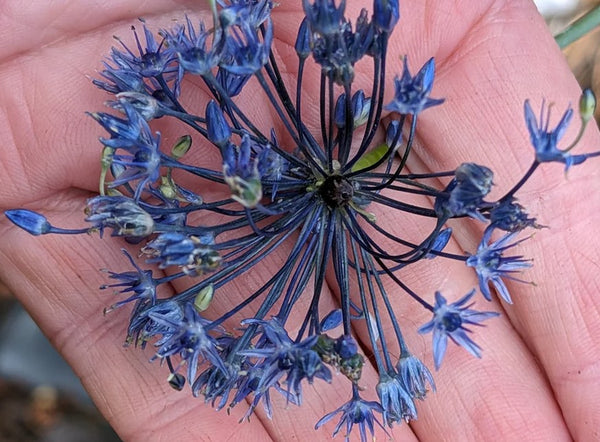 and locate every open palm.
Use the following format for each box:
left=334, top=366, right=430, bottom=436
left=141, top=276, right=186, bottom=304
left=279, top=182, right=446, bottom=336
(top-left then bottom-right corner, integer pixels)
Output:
left=1, top=1, right=599, bottom=441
